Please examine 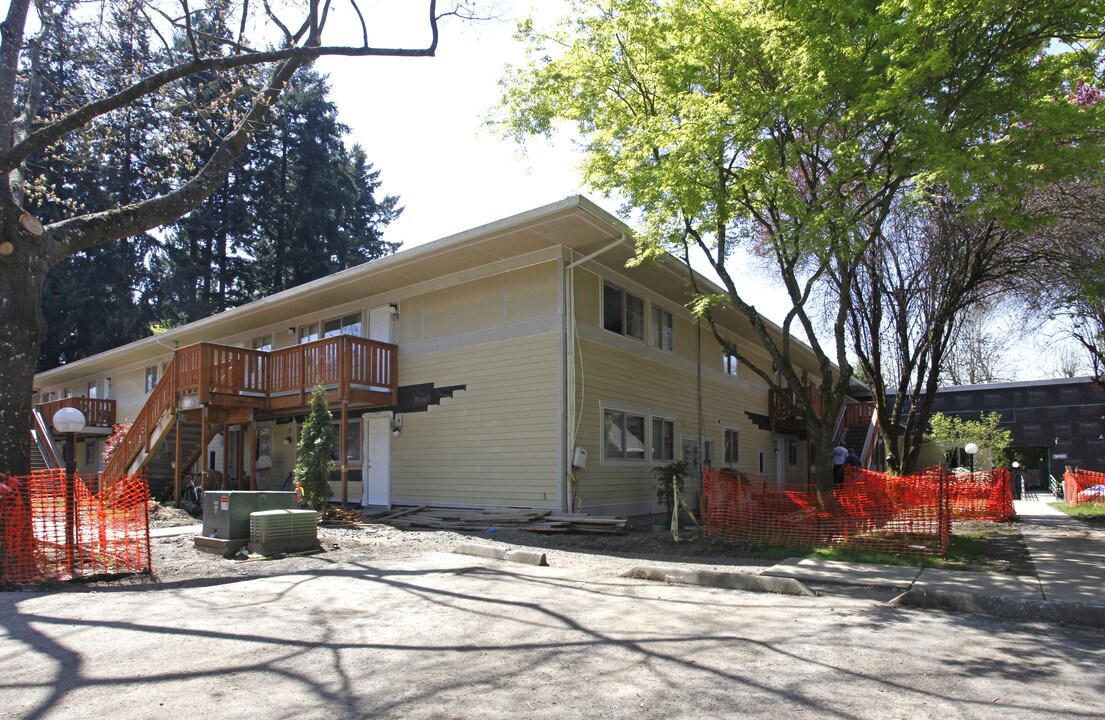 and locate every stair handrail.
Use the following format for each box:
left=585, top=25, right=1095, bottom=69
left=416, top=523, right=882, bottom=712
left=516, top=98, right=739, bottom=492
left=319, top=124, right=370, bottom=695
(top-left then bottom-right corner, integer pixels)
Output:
left=30, top=406, right=63, bottom=469
left=832, top=402, right=848, bottom=445
left=860, top=404, right=880, bottom=469
left=102, top=356, right=178, bottom=480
